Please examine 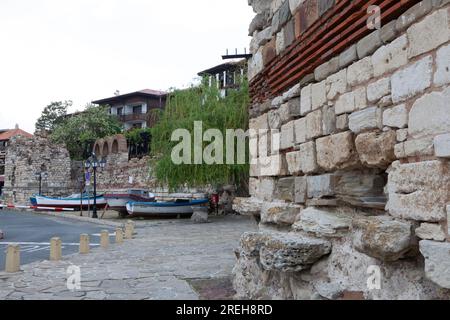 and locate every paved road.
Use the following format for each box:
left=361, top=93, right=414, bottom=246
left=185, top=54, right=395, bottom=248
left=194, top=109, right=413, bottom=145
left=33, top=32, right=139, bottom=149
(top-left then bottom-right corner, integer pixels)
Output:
left=0, top=210, right=115, bottom=268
